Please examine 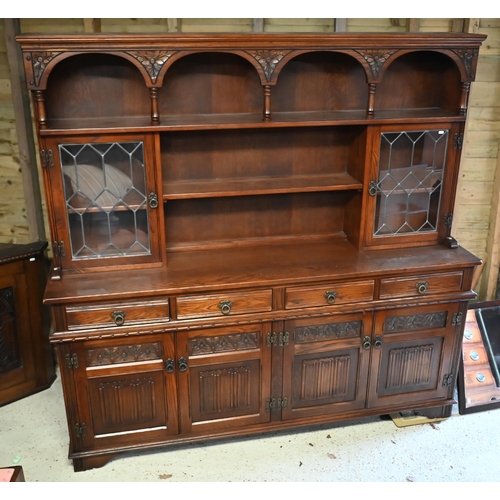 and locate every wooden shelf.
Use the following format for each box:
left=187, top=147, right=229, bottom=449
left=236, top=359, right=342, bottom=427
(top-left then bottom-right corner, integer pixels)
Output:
left=40, top=108, right=465, bottom=136
left=163, top=173, right=363, bottom=200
